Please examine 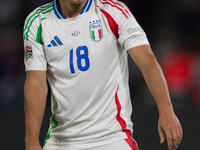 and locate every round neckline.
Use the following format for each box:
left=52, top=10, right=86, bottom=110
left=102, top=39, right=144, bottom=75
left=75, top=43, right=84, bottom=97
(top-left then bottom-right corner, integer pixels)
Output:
left=53, top=0, right=92, bottom=20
